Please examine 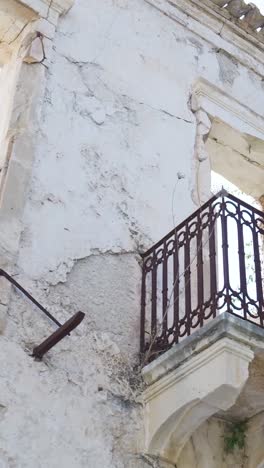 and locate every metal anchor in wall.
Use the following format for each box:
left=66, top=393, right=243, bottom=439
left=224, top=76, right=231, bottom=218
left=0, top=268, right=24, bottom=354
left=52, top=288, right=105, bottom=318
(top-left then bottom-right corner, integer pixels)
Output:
left=0, top=269, right=85, bottom=359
